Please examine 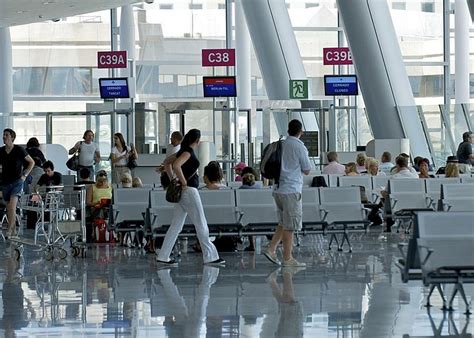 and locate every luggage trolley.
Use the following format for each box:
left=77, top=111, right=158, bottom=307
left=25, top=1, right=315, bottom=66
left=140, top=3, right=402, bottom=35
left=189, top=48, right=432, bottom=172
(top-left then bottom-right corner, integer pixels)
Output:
left=57, top=185, right=87, bottom=258
left=9, top=185, right=86, bottom=260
